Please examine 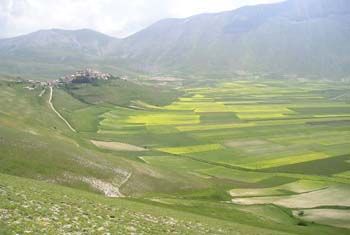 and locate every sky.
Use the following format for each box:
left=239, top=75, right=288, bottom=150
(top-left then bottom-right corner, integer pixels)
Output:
left=0, top=0, right=284, bottom=39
